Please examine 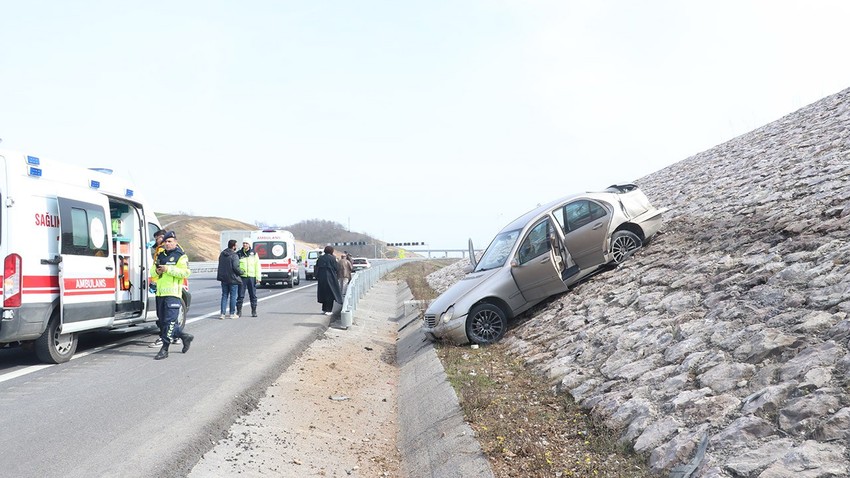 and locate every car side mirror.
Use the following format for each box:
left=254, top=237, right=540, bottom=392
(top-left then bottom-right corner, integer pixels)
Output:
left=510, top=259, right=519, bottom=267
left=462, top=264, right=473, bottom=274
